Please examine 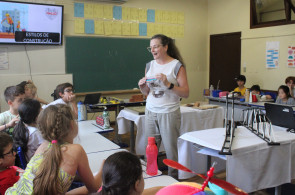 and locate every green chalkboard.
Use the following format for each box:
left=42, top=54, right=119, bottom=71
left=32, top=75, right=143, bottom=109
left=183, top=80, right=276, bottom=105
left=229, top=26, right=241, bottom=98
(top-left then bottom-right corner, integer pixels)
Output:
left=65, top=36, right=152, bottom=93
